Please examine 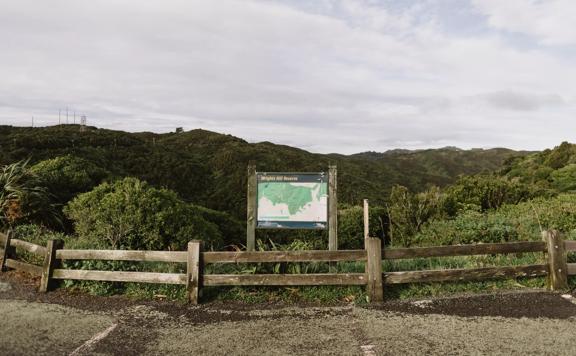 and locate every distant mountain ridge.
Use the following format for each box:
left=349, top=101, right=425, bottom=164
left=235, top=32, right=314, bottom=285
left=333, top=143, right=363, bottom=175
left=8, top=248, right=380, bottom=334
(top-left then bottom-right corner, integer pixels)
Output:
left=0, top=125, right=532, bottom=218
